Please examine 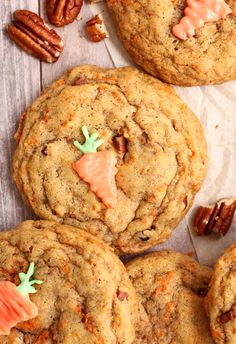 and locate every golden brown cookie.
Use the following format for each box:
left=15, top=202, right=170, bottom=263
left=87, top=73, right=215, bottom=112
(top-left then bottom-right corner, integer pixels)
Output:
left=13, top=65, right=207, bottom=254
left=126, top=251, right=214, bottom=344
left=106, top=0, right=236, bottom=86
left=0, top=220, right=138, bottom=344
left=205, top=243, right=236, bottom=344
